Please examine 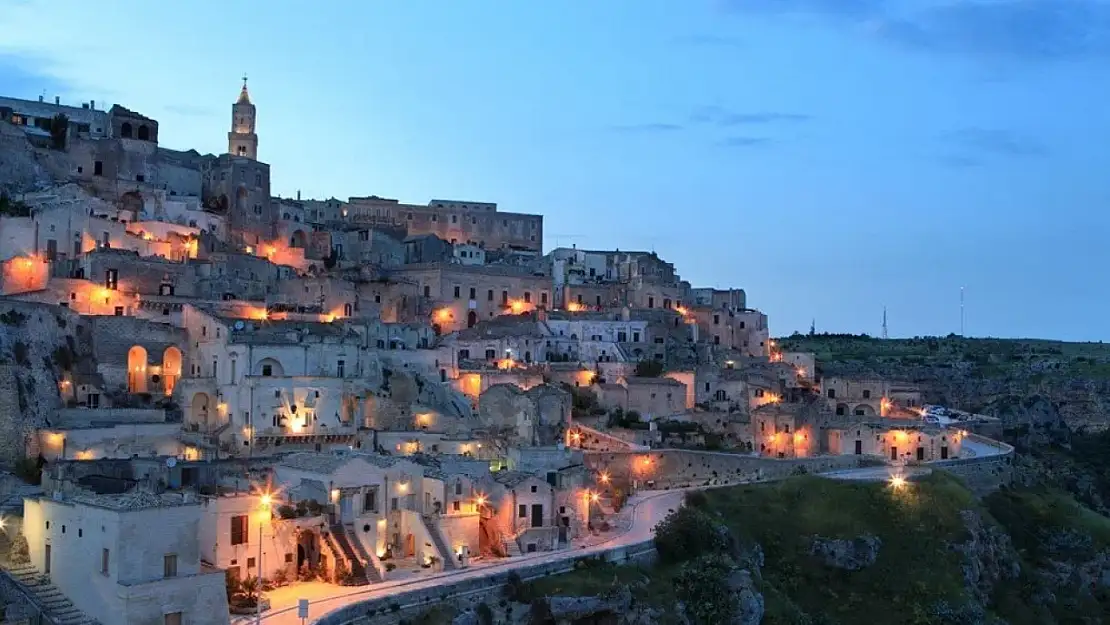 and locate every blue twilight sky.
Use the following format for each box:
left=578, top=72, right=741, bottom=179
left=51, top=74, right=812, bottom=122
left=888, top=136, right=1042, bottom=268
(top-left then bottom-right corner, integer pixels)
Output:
left=1, top=1, right=1108, bottom=341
